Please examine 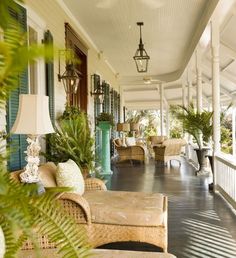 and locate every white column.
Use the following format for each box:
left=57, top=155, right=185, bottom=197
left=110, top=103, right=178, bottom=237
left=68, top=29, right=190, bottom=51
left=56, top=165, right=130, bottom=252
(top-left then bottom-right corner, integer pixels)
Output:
left=211, top=18, right=221, bottom=153
left=187, top=68, right=192, bottom=105
left=232, top=108, right=236, bottom=156
left=159, top=83, right=164, bottom=136
left=166, top=105, right=170, bottom=137
left=182, top=81, right=186, bottom=107
left=120, top=85, right=125, bottom=122
left=196, top=48, right=203, bottom=112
